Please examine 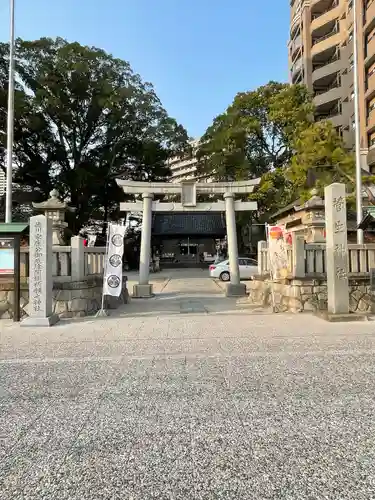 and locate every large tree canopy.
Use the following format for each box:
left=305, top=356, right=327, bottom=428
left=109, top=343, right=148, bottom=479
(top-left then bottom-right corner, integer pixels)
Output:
left=0, top=37, right=188, bottom=231
left=197, top=82, right=313, bottom=182
left=197, top=81, right=360, bottom=218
